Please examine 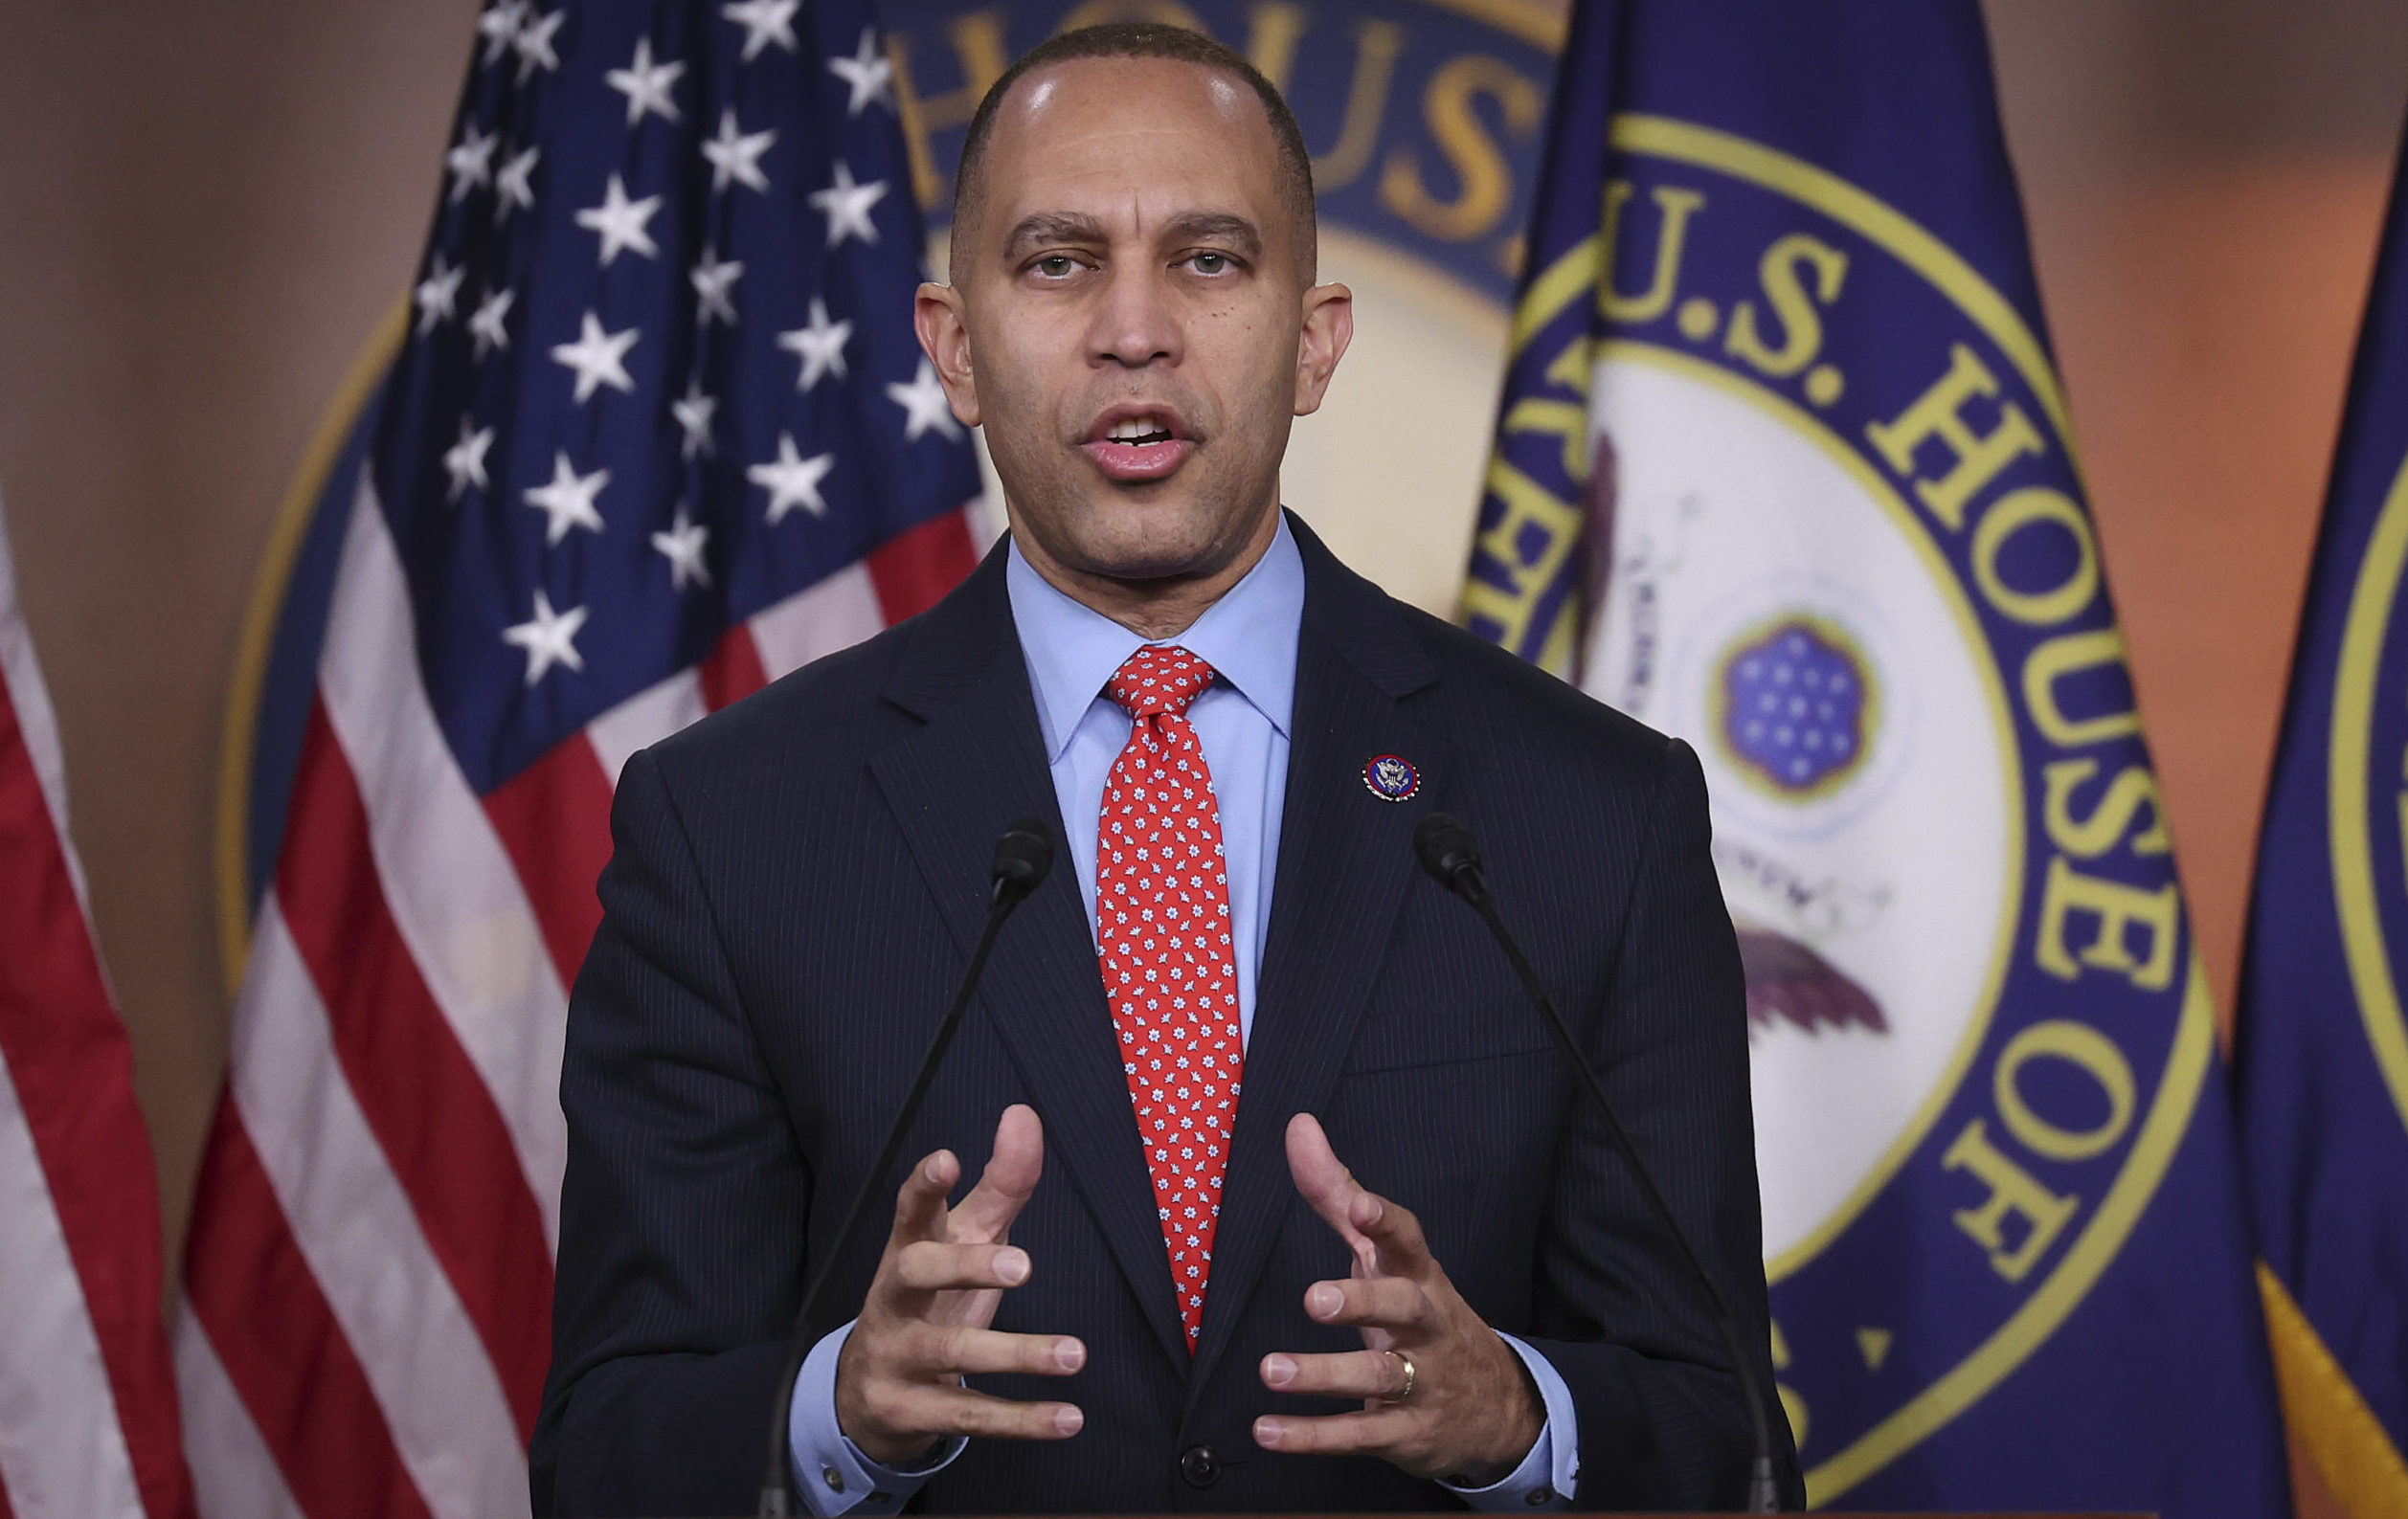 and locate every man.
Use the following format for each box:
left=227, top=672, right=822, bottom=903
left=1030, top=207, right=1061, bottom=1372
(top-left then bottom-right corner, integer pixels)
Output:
left=533, top=24, right=1797, bottom=1515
